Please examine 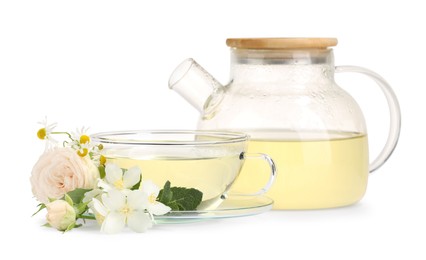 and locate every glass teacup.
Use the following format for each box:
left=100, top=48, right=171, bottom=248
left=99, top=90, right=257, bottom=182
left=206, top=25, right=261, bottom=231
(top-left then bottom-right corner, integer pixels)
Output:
left=91, top=130, right=276, bottom=210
